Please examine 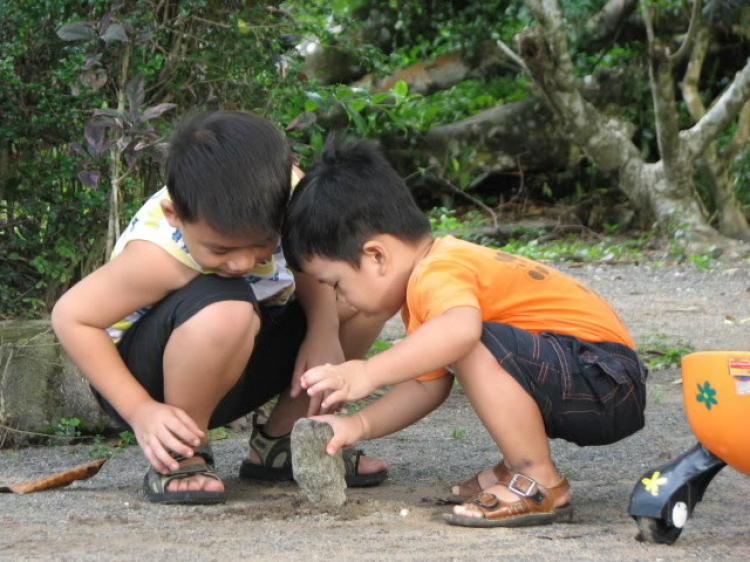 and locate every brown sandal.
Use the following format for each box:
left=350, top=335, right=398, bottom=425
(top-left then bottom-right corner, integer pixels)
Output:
left=444, top=472, right=574, bottom=528
left=446, top=461, right=512, bottom=504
